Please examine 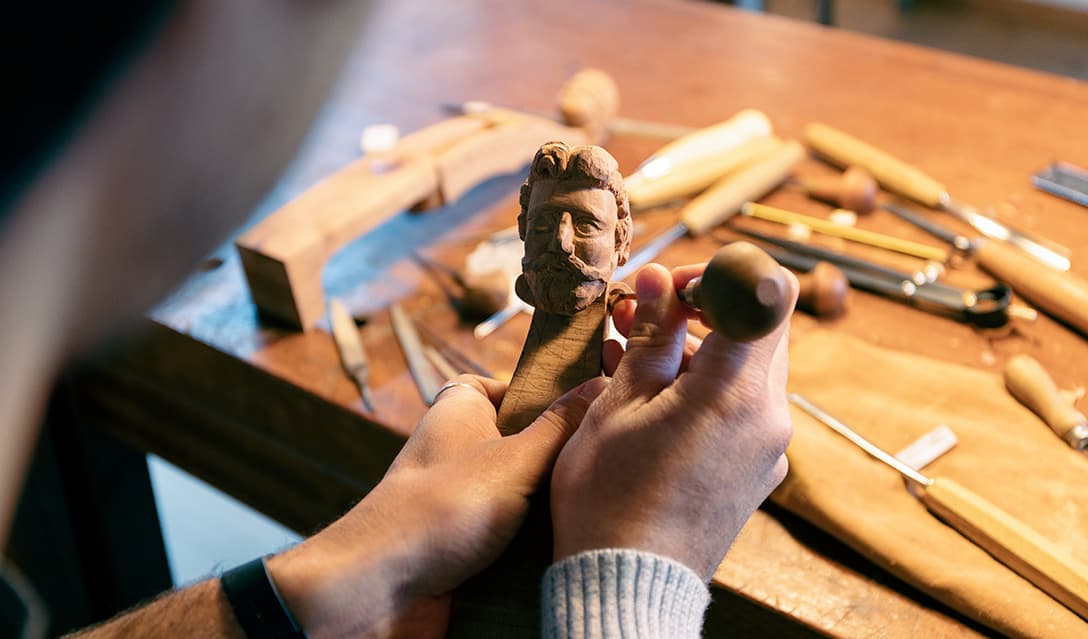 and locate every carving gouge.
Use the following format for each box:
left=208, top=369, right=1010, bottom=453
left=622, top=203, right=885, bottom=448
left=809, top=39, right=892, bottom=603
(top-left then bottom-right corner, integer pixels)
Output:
left=804, top=123, right=1071, bottom=271
left=753, top=239, right=1012, bottom=328
left=1004, top=354, right=1088, bottom=451
left=328, top=298, right=375, bottom=412
left=790, top=393, right=1088, bottom=620
left=886, top=204, right=1088, bottom=337
left=615, top=140, right=807, bottom=281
